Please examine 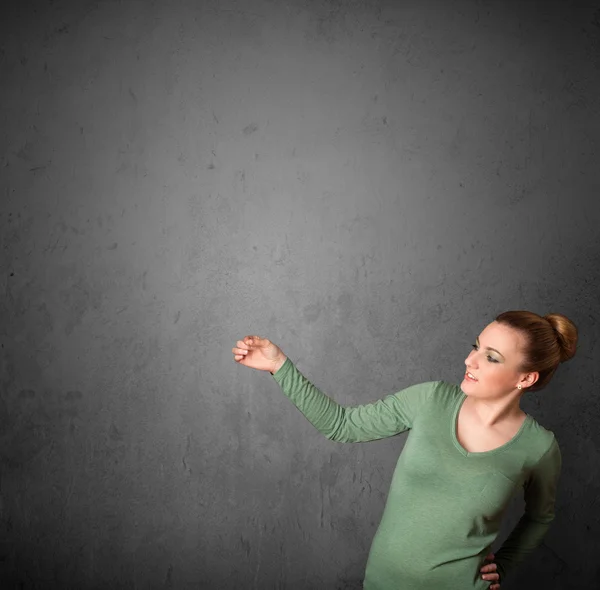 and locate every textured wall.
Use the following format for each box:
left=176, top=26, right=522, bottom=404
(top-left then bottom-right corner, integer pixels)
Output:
left=1, top=0, right=599, bottom=588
